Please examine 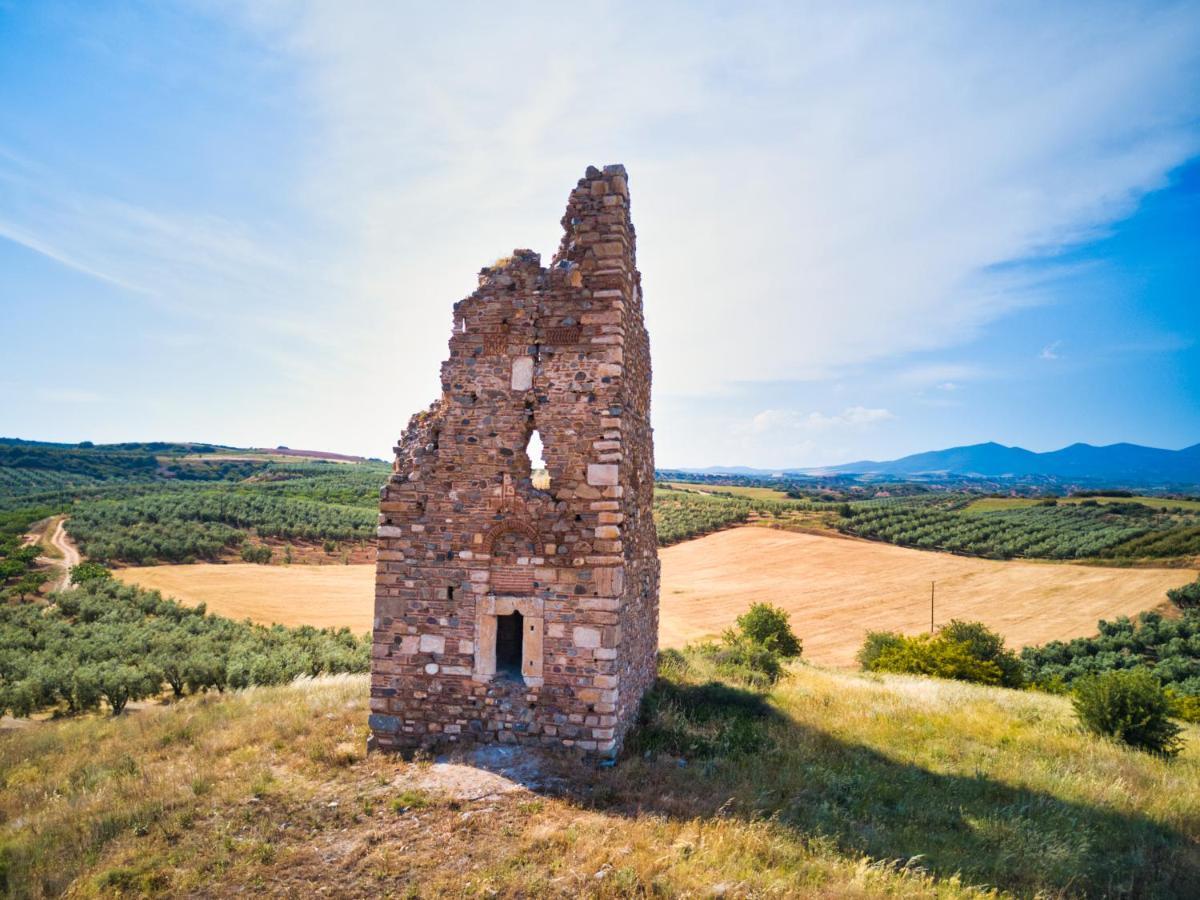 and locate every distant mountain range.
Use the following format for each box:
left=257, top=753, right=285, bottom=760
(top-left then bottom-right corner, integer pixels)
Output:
left=676, top=441, right=1200, bottom=485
